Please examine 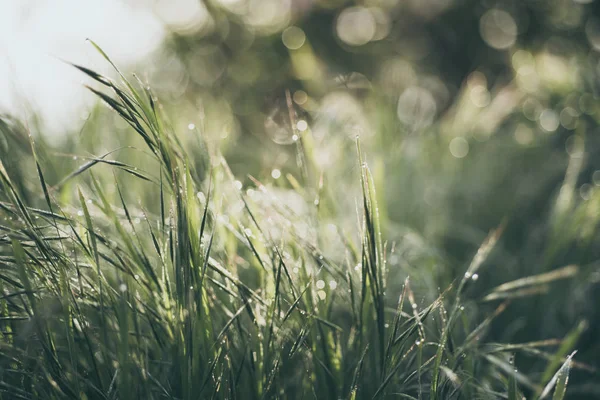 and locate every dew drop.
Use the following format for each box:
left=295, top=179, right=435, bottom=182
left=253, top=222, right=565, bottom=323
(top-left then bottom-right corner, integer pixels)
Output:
left=296, top=120, right=308, bottom=132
